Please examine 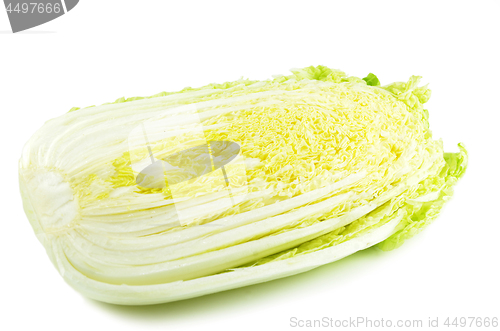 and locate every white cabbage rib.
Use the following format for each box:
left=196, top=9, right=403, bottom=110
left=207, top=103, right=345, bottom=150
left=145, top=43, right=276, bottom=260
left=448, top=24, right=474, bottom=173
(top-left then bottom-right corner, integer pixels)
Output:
left=77, top=172, right=366, bottom=249
left=52, top=213, right=403, bottom=305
